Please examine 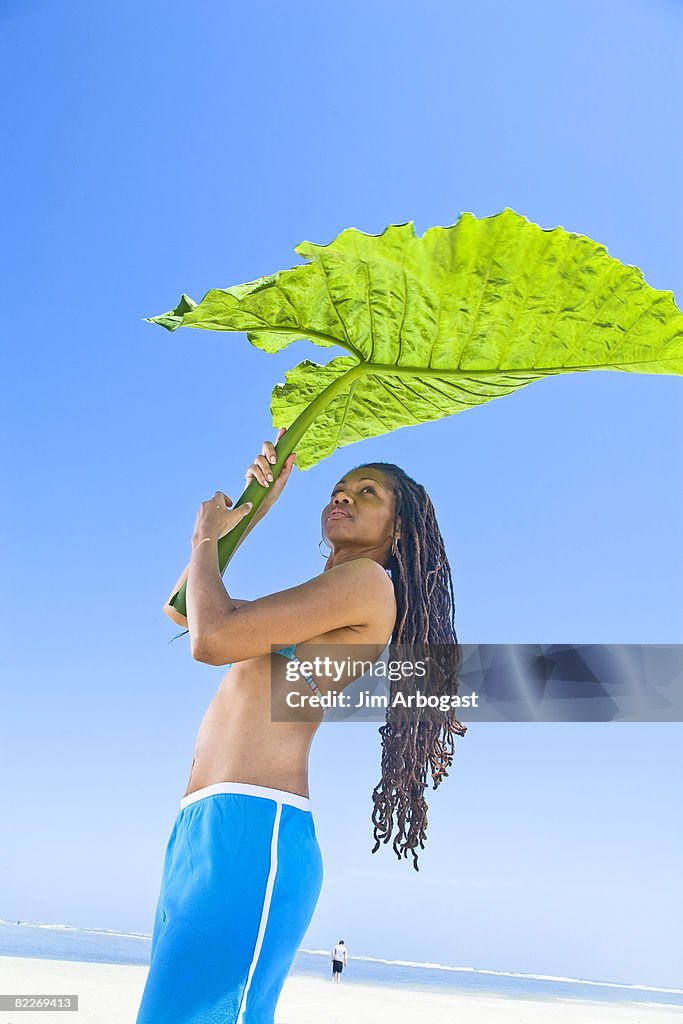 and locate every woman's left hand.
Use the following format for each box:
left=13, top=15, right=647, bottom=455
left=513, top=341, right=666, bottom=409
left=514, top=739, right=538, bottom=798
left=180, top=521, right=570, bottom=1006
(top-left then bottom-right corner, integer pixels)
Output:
left=192, top=490, right=253, bottom=548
